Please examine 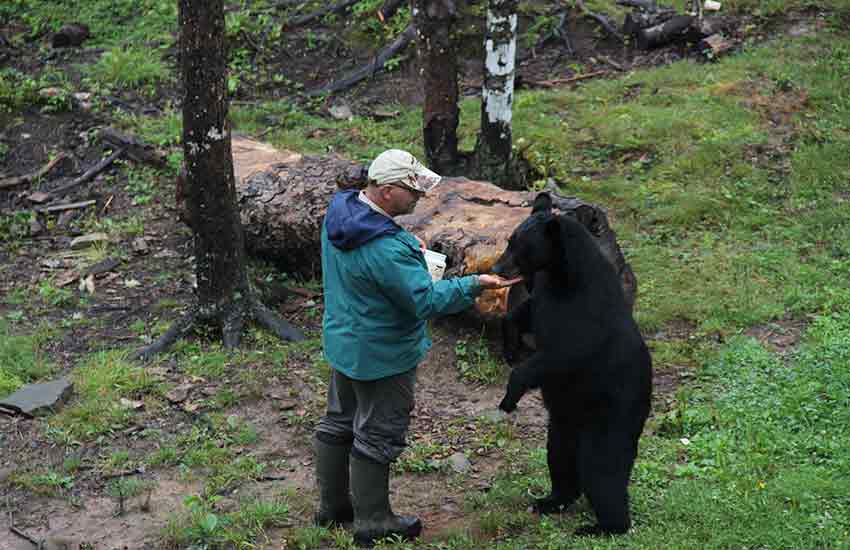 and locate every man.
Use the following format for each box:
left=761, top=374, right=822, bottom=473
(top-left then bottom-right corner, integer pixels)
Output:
left=314, top=149, right=519, bottom=546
